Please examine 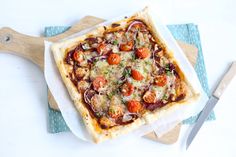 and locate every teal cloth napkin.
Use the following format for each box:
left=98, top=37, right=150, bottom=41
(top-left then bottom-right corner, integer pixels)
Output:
left=45, top=24, right=215, bottom=133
